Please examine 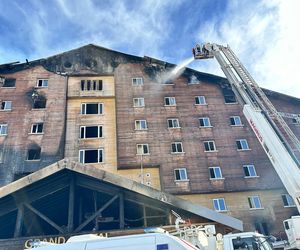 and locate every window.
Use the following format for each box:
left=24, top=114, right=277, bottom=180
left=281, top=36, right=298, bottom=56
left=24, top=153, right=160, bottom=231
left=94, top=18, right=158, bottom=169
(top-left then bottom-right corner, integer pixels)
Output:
left=0, top=124, right=8, bottom=135
left=236, top=139, right=250, bottom=150
left=195, top=96, right=206, bottom=105
left=292, top=118, right=300, bottom=124
left=243, top=164, right=258, bottom=177
left=80, top=80, right=103, bottom=91
left=133, top=98, right=145, bottom=107
left=164, top=97, right=176, bottom=106
left=213, top=198, right=227, bottom=212
left=132, top=77, right=143, bottom=86
left=37, top=79, right=48, bottom=87
left=80, top=125, right=103, bottom=138
left=230, top=116, right=242, bottom=126
left=204, top=141, right=217, bottom=152
left=135, top=120, right=148, bottom=130
left=223, top=89, right=237, bottom=103
left=199, top=117, right=211, bottom=127
left=31, top=123, right=44, bottom=134
left=171, top=142, right=184, bottom=153
left=81, top=103, right=103, bottom=115
left=137, top=144, right=149, bottom=155
left=33, top=98, right=46, bottom=109
left=167, top=118, right=180, bottom=128
left=174, top=168, right=188, bottom=181
left=27, top=147, right=41, bottom=160
left=79, top=148, right=104, bottom=163
left=248, top=196, right=263, bottom=209
left=1, top=78, right=16, bottom=87
left=1, top=101, right=12, bottom=111
left=209, top=167, right=223, bottom=179
left=282, top=194, right=296, bottom=207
